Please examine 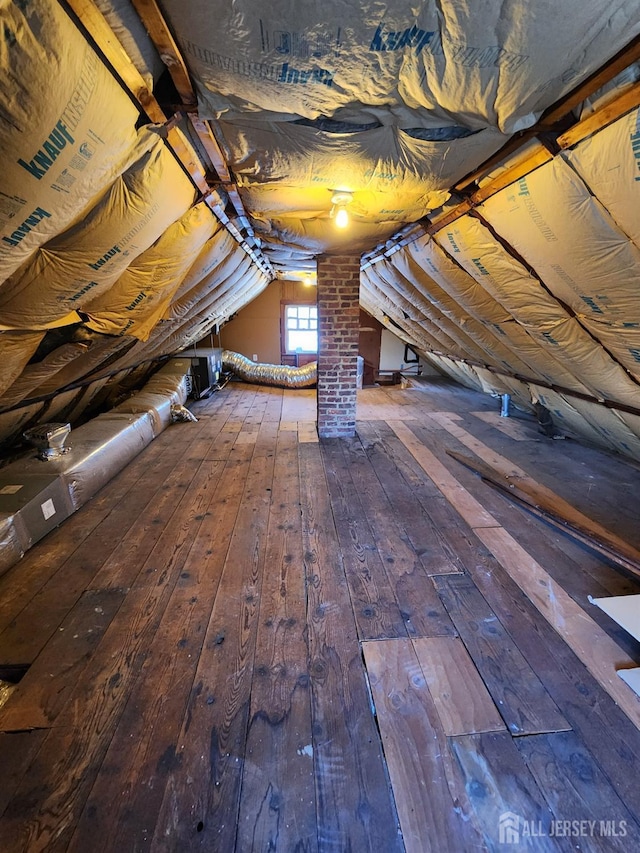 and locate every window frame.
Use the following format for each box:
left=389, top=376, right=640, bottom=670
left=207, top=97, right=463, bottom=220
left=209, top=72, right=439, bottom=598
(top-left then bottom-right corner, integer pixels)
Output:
left=281, top=301, right=319, bottom=355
